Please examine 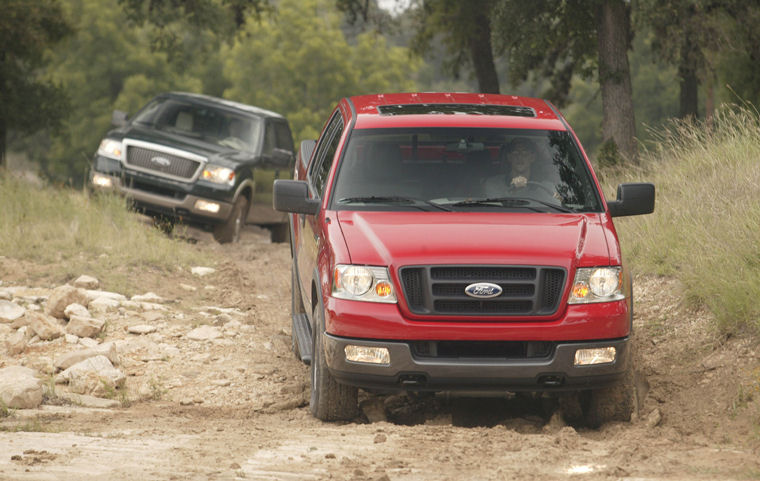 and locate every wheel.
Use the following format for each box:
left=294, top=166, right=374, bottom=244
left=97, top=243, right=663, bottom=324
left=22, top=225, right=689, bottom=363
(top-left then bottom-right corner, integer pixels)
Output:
left=269, top=222, right=289, bottom=243
left=584, top=355, right=636, bottom=428
left=559, top=350, right=636, bottom=428
left=213, top=195, right=249, bottom=243
left=310, top=304, right=358, bottom=421
left=291, top=264, right=306, bottom=361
